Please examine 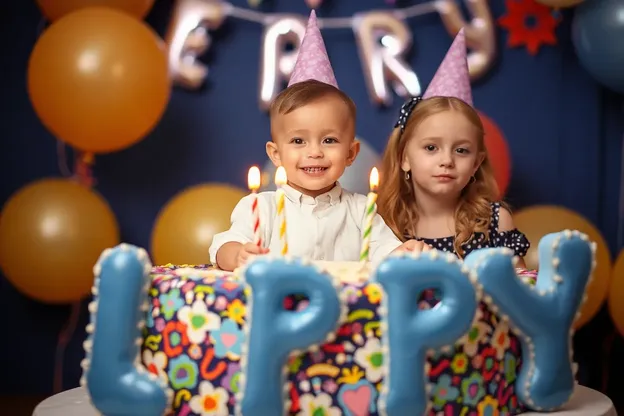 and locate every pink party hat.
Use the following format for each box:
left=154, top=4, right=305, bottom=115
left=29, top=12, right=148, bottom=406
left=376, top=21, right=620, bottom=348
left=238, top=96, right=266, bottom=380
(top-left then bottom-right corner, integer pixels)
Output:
left=288, top=10, right=338, bottom=88
left=423, top=28, right=472, bottom=106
